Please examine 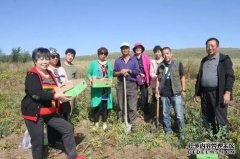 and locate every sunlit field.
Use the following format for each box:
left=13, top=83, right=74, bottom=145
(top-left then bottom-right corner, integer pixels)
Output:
left=0, top=48, right=239, bottom=159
